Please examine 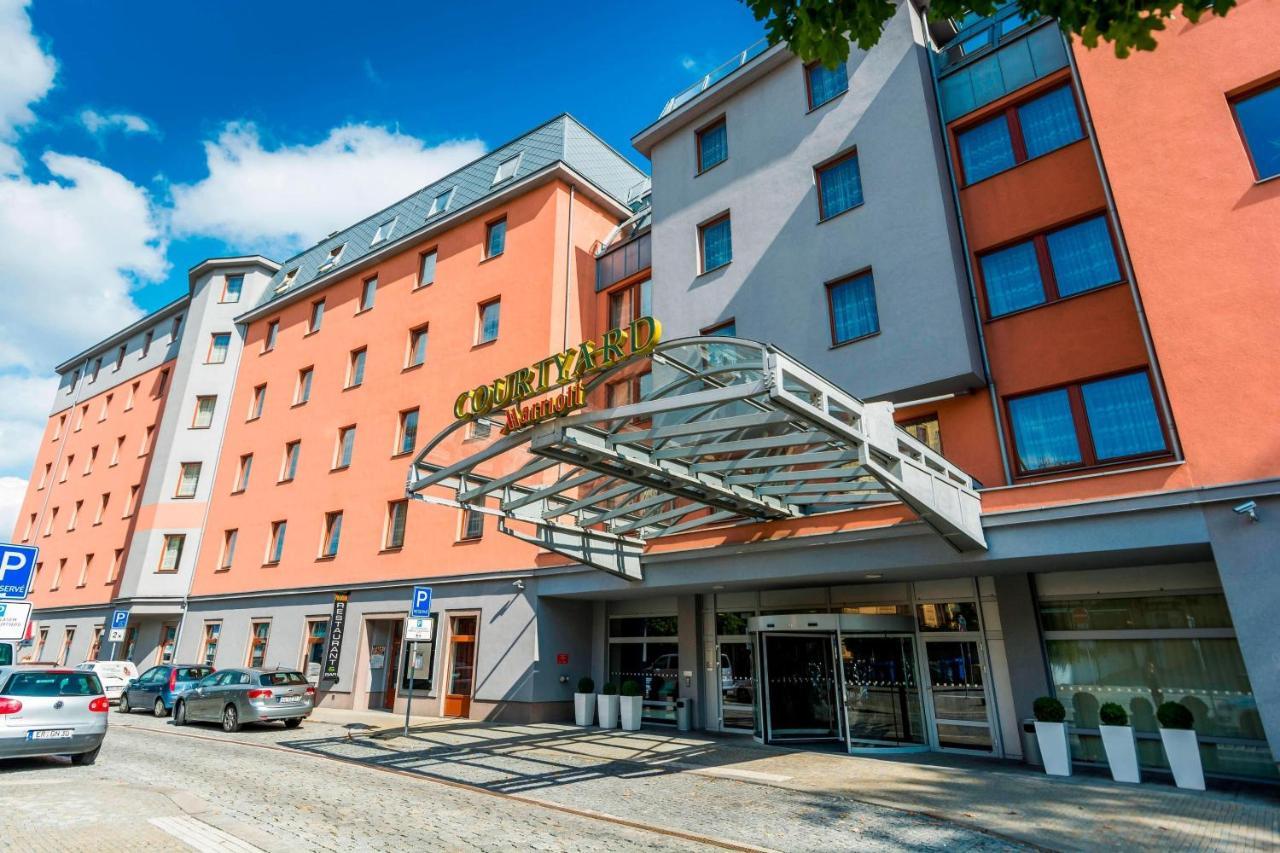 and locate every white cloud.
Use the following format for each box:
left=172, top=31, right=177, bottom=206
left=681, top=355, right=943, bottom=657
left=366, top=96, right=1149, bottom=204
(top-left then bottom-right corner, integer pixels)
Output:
left=0, top=0, right=57, bottom=174
left=0, top=476, right=27, bottom=540
left=680, top=56, right=699, bottom=71
left=80, top=109, right=156, bottom=137
left=169, top=122, right=485, bottom=253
